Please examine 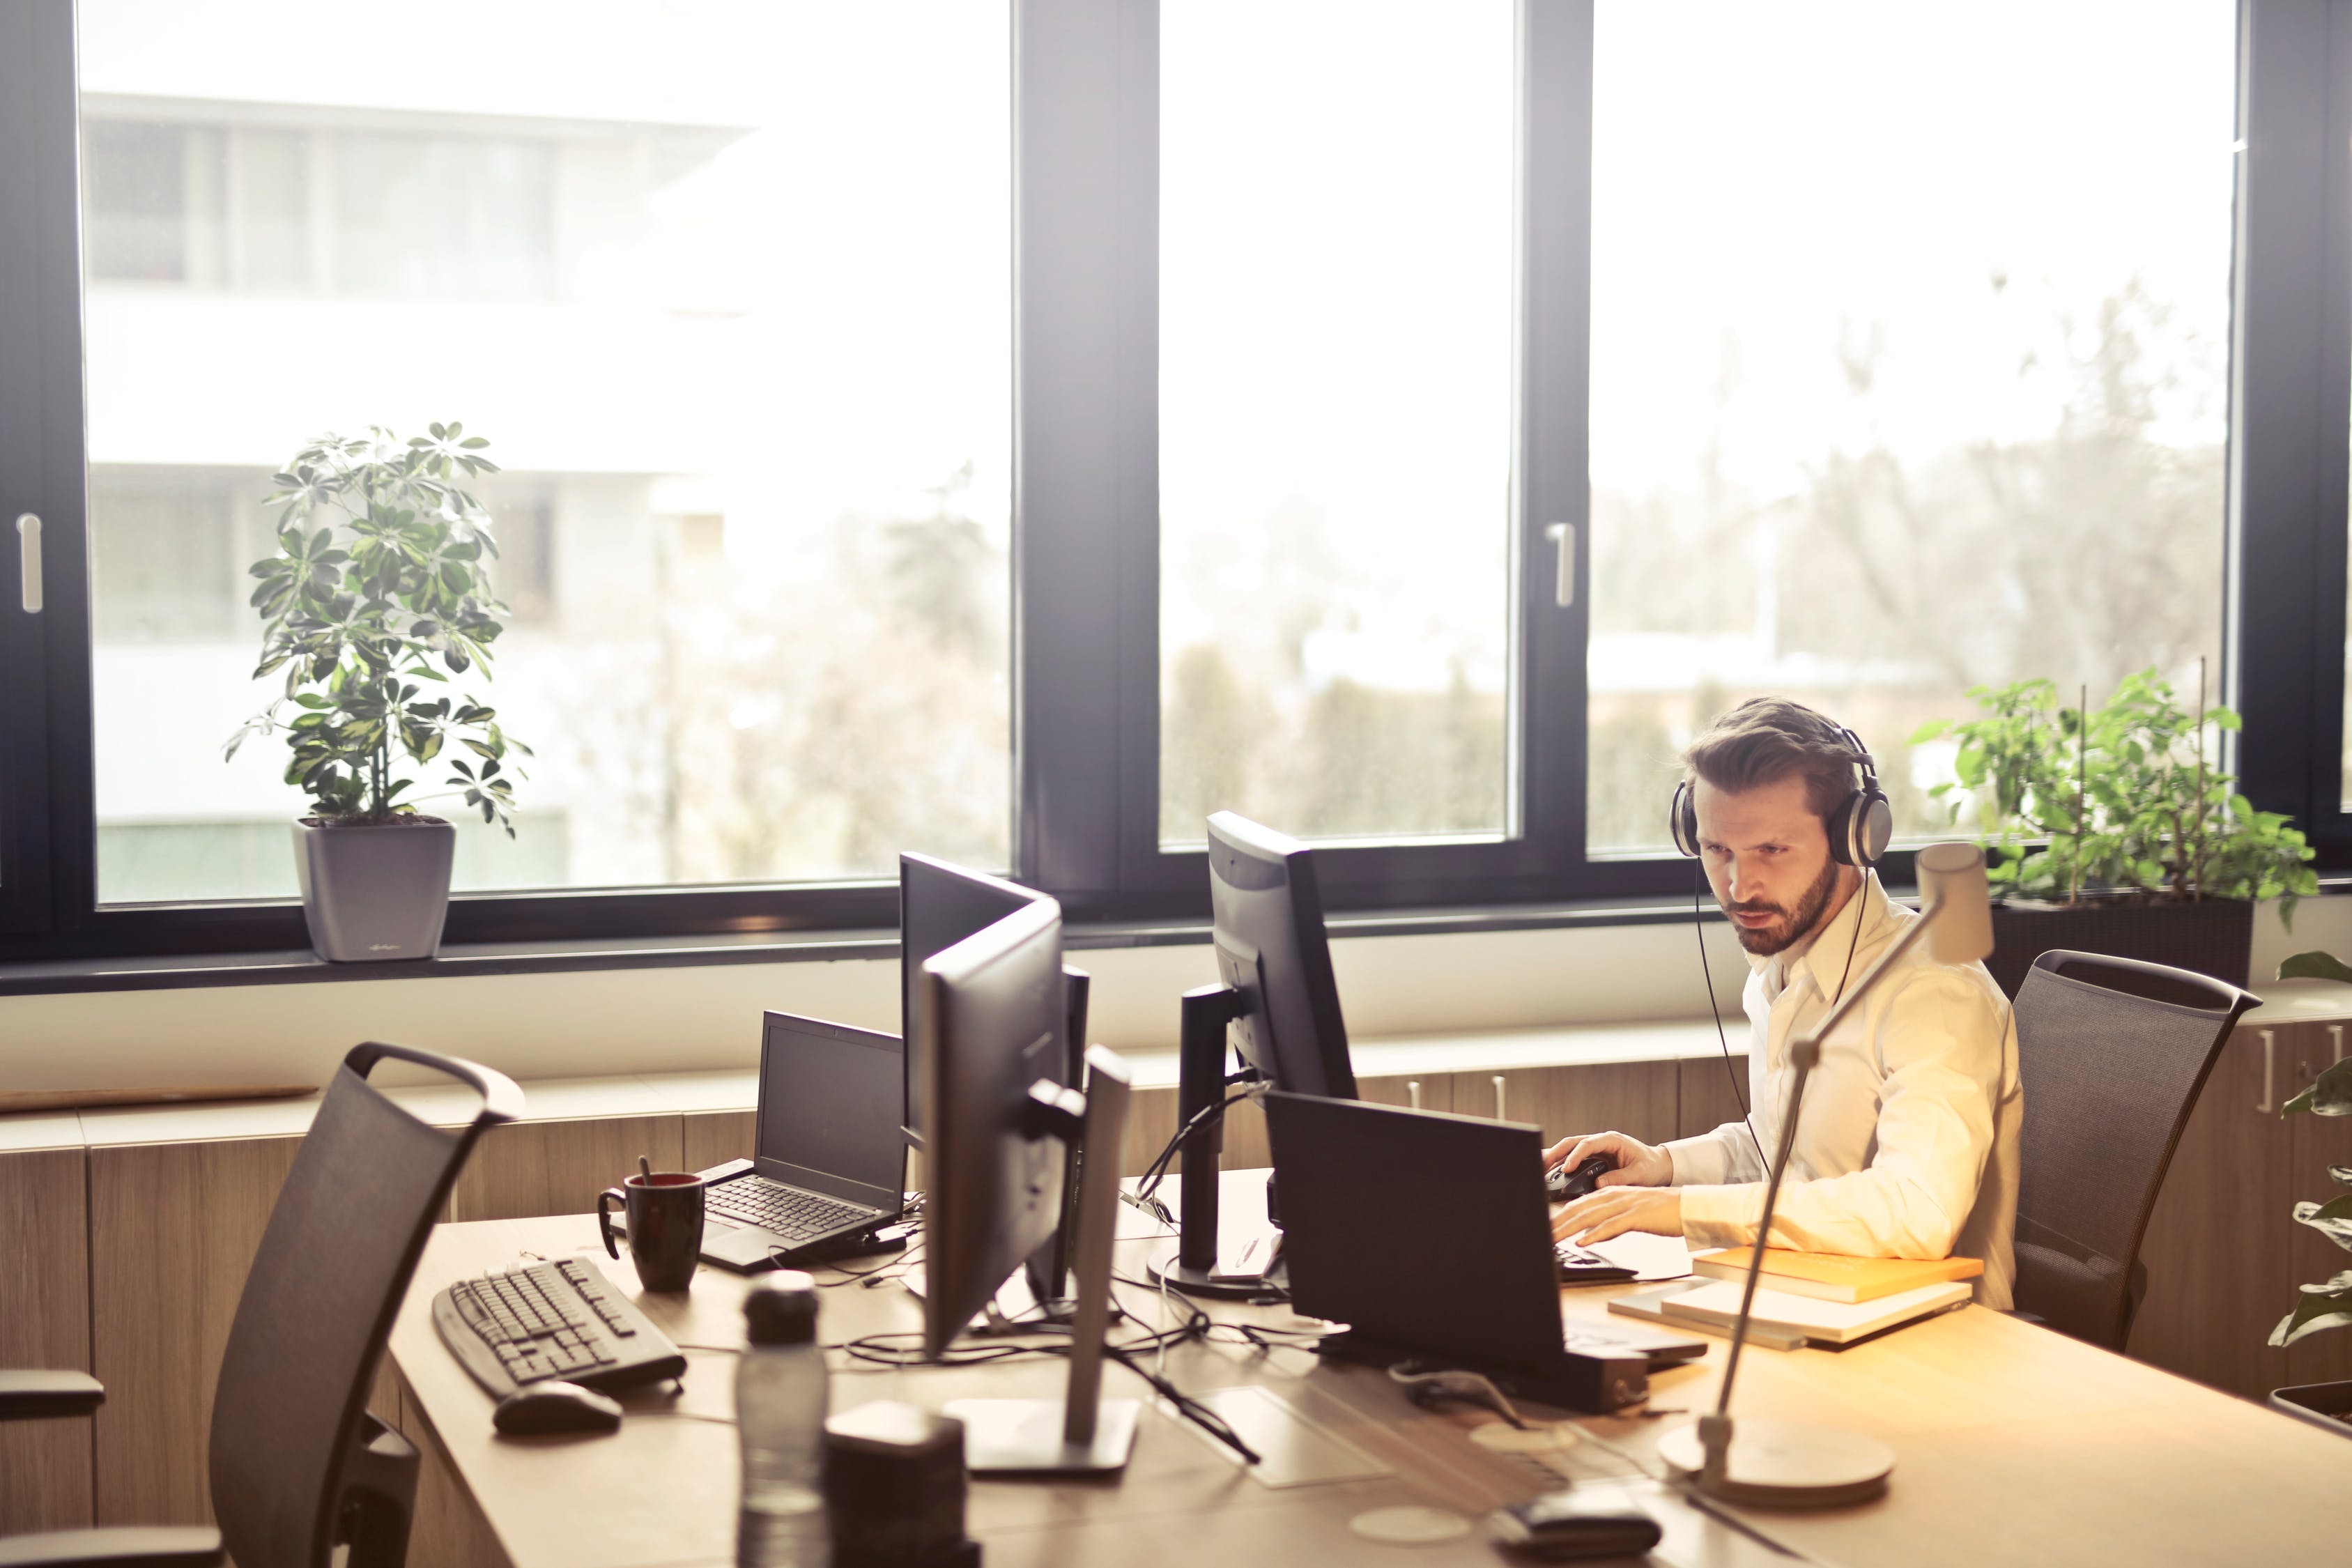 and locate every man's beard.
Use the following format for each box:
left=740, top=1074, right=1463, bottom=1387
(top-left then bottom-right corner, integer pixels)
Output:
left=1728, top=854, right=1844, bottom=956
